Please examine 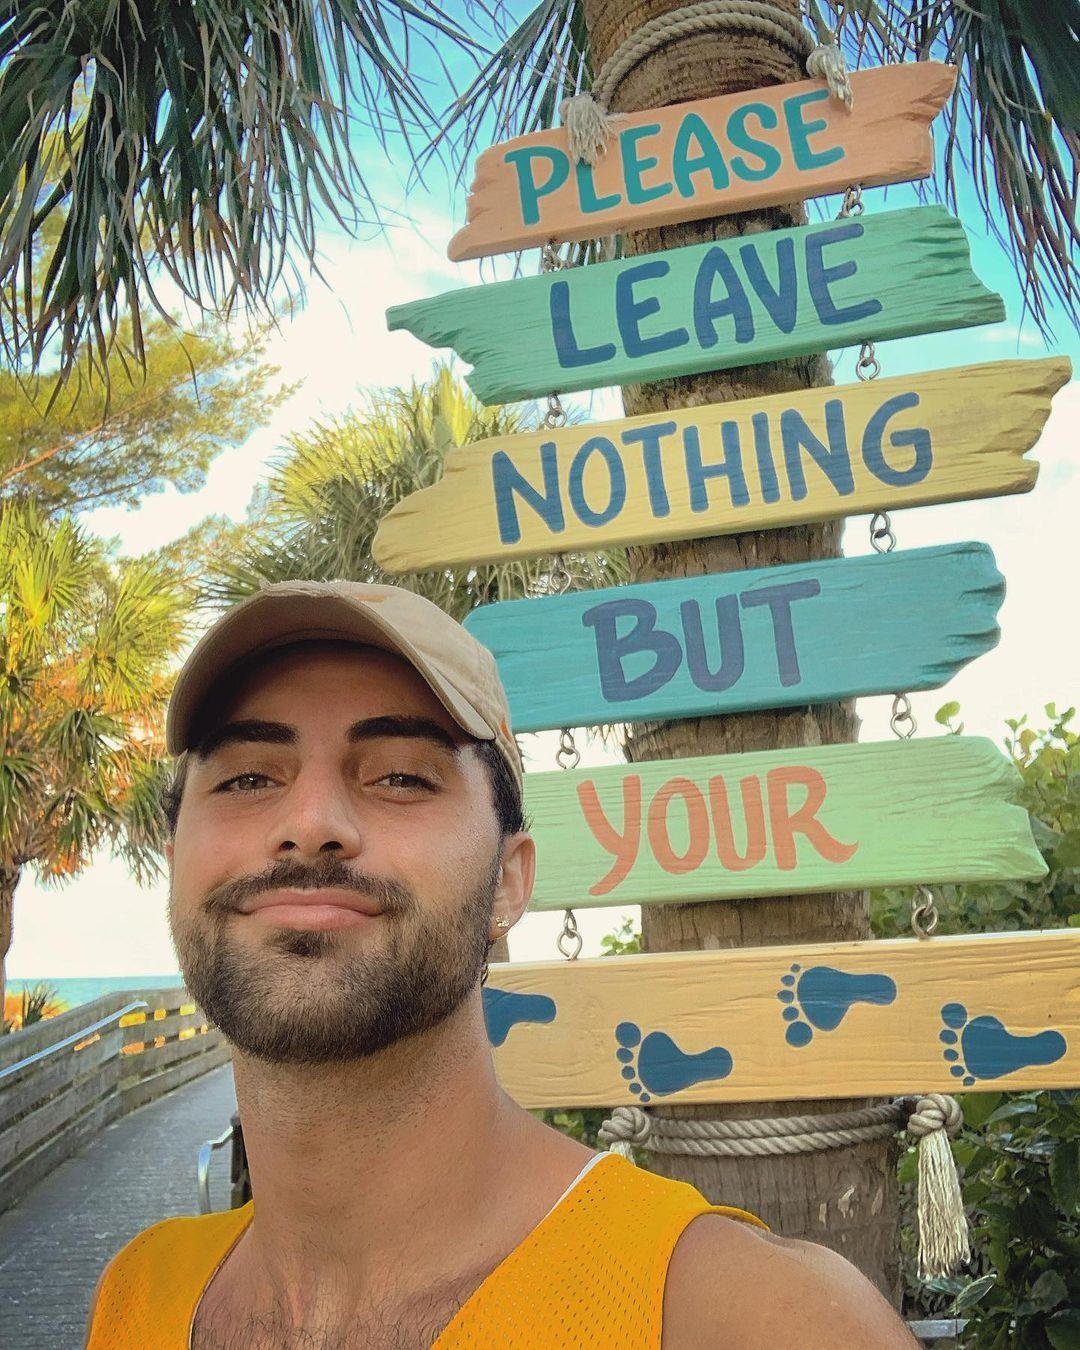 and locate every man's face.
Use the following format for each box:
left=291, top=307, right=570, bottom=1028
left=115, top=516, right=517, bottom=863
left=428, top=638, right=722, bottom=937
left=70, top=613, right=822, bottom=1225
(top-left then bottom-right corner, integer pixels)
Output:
left=167, top=642, right=525, bottom=1064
